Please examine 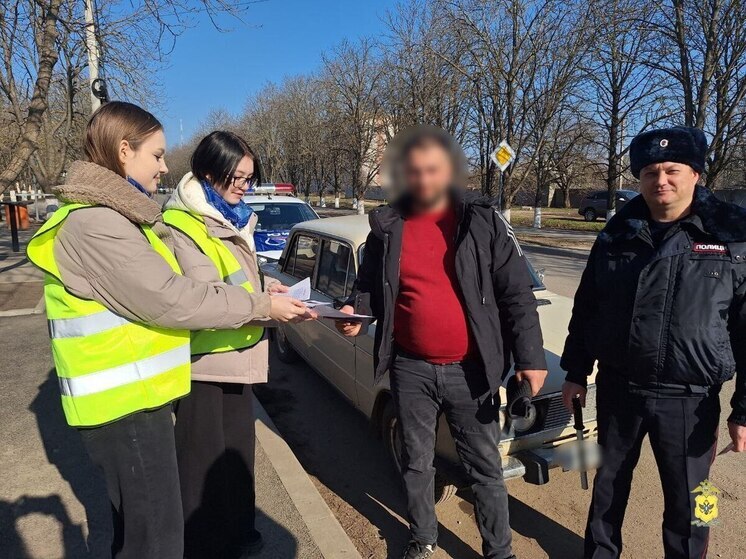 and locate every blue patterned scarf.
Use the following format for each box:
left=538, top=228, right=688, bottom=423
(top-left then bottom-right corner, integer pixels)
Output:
left=201, top=180, right=252, bottom=230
